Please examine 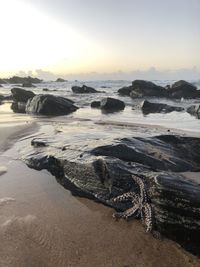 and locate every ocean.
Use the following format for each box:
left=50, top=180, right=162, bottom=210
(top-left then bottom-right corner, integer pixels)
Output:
left=0, top=79, right=200, bottom=132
